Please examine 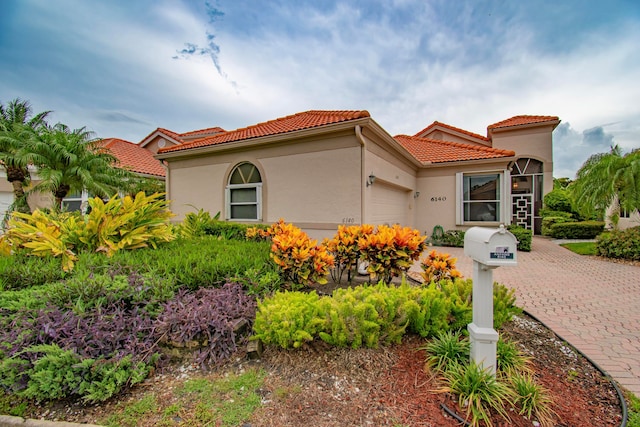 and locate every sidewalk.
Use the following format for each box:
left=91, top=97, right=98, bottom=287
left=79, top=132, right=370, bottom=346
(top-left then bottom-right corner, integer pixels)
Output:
left=412, top=237, right=640, bottom=397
